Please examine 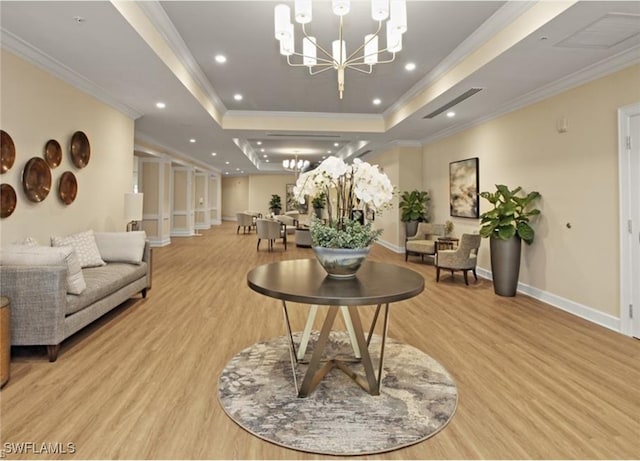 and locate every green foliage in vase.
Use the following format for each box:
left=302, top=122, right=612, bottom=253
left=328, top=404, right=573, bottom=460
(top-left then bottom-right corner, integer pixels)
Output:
left=310, top=217, right=382, bottom=249
left=479, top=184, right=541, bottom=245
